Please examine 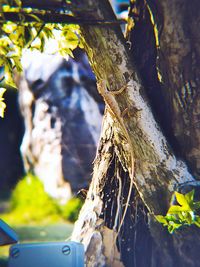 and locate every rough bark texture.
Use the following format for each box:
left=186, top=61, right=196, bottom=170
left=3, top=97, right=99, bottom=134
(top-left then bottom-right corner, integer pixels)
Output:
left=72, top=113, right=124, bottom=267
left=70, top=0, right=200, bottom=266
left=151, top=1, right=200, bottom=265
left=72, top=112, right=156, bottom=267
left=126, top=0, right=200, bottom=266
left=157, top=0, right=200, bottom=179
left=128, top=0, right=200, bottom=178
